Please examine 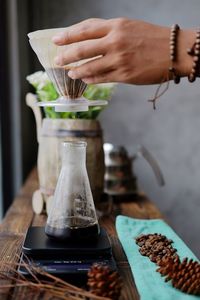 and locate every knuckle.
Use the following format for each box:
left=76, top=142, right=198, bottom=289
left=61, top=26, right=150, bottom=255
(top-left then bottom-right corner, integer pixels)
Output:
left=80, top=18, right=100, bottom=30
left=115, top=53, right=123, bottom=66
left=61, top=30, right=71, bottom=43
left=58, top=54, right=65, bottom=65
left=84, top=65, right=93, bottom=76
left=87, top=18, right=100, bottom=23
left=90, top=77, right=99, bottom=84
left=99, top=73, right=108, bottom=82
left=78, top=65, right=91, bottom=78
left=115, top=17, right=128, bottom=28
left=108, top=33, right=124, bottom=51
left=75, top=47, right=85, bottom=60
left=73, top=68, right=80, bottom=77
left=83, top=76, right=95, bottom=84
left=77, top=27, right=89, bottom=38
left=122, top=67, right=132, bottom=81
left=118, top=52, right=128, bottom=64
